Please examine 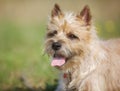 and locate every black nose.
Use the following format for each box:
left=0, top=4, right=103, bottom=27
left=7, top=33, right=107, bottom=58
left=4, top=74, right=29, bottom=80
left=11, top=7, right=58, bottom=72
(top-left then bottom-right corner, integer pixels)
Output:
left=52, top=42, right=61, bottom=50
